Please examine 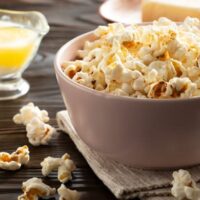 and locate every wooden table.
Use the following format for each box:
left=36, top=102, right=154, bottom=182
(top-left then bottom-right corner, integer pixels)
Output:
left=0, top=0, right=119, bottom=199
